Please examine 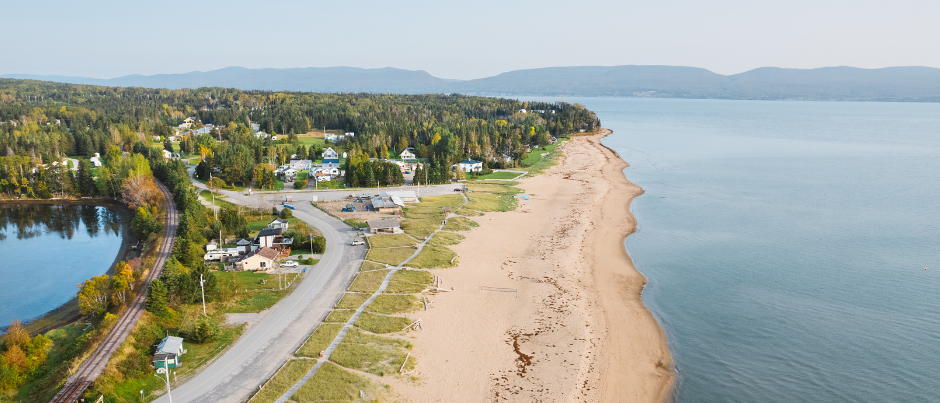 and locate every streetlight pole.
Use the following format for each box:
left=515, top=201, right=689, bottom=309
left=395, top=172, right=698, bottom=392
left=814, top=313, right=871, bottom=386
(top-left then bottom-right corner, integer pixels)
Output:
left=199, top=274, right=206, bottom=316
left=155, top=368, right=172, bottom=403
